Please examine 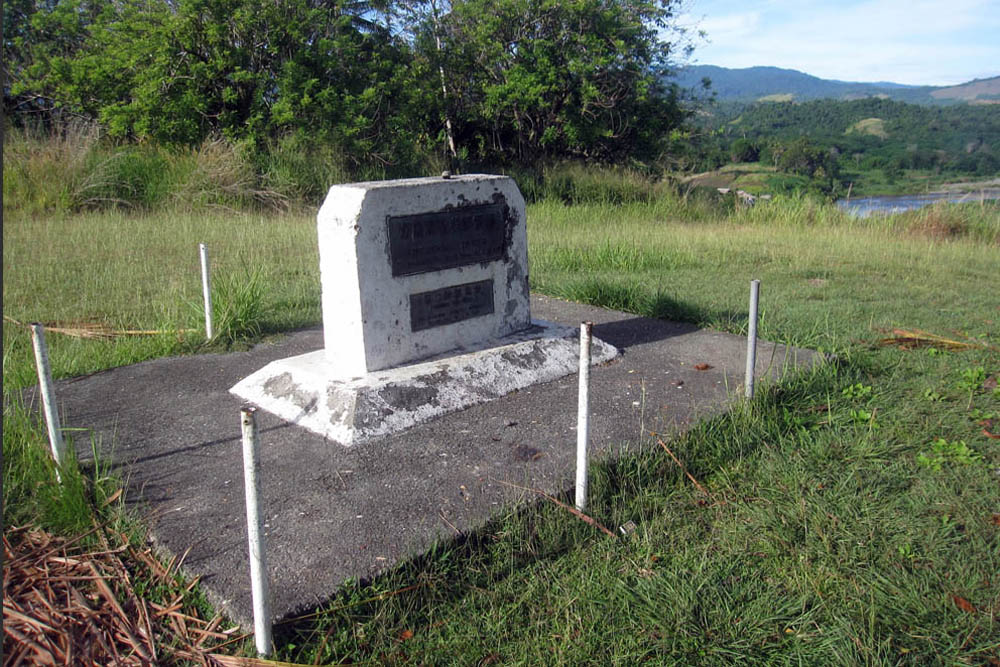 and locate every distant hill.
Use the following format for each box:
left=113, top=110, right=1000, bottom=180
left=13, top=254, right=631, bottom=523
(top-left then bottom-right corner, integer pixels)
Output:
left=930, top=77, right=1000, bottom=103
left=673, top=65, right=1000, bottom=105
